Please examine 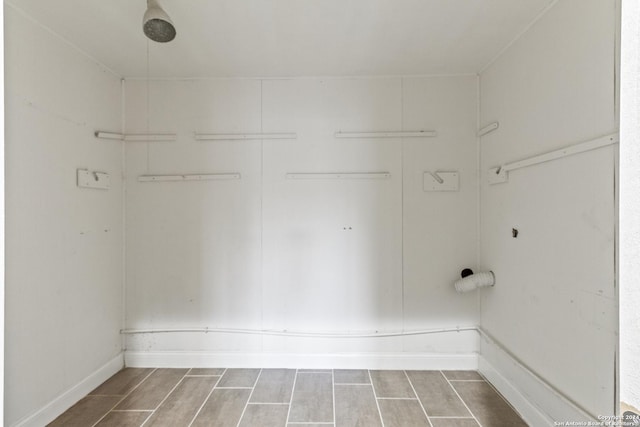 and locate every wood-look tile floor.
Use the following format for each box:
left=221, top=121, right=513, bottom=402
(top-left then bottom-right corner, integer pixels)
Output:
left=49, top=368, right=528, bottom=427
